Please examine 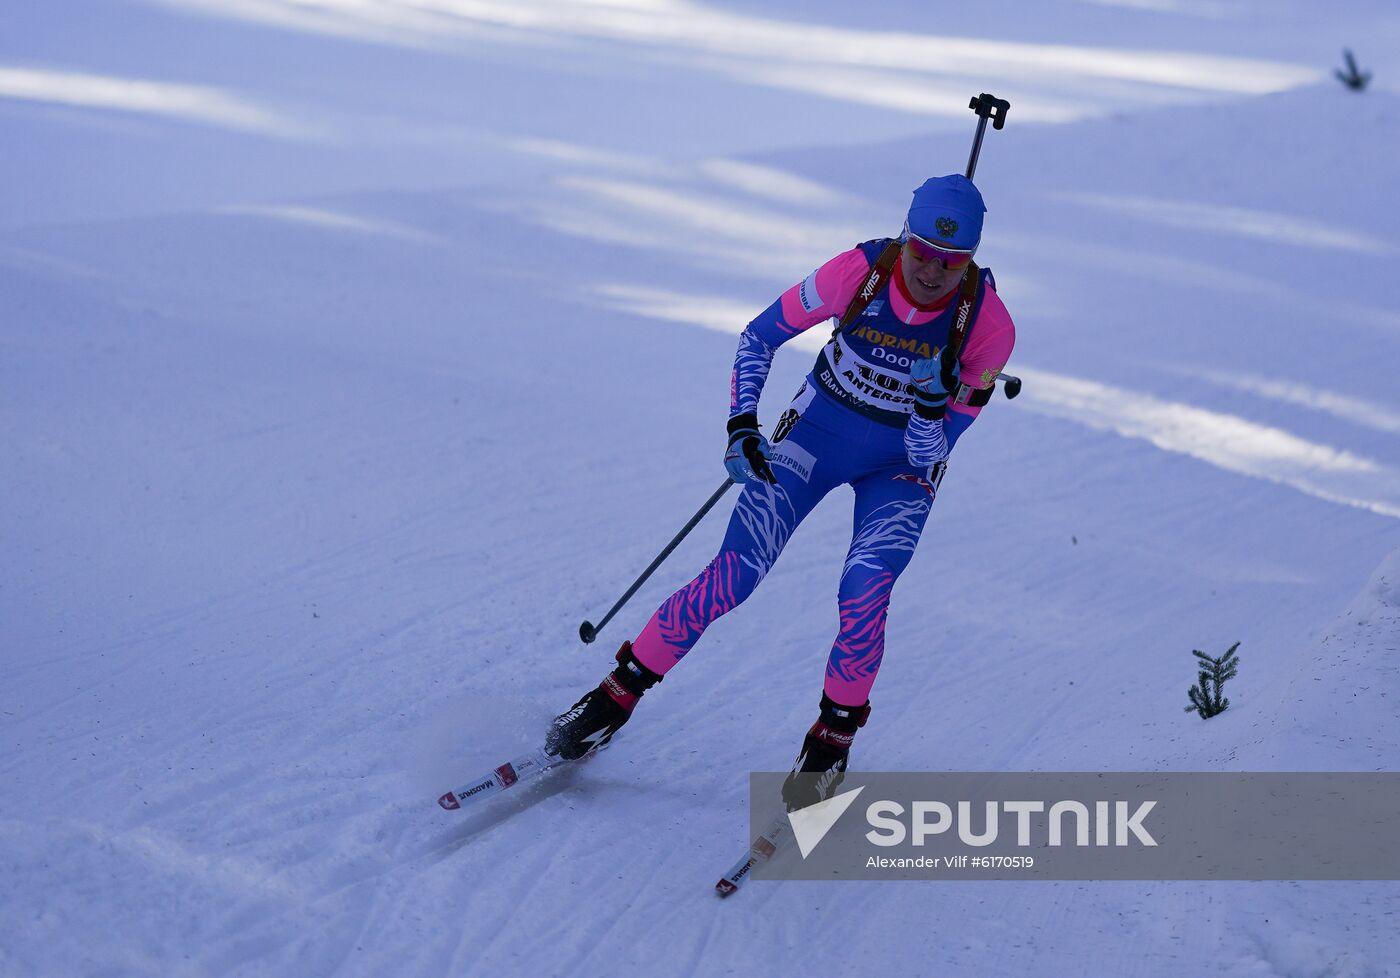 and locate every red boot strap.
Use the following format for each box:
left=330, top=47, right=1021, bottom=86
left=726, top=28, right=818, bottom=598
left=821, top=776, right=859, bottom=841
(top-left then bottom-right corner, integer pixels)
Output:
left=808, top=720, right=857, bottom=750
left=600, top=674, right=639, bottom=712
